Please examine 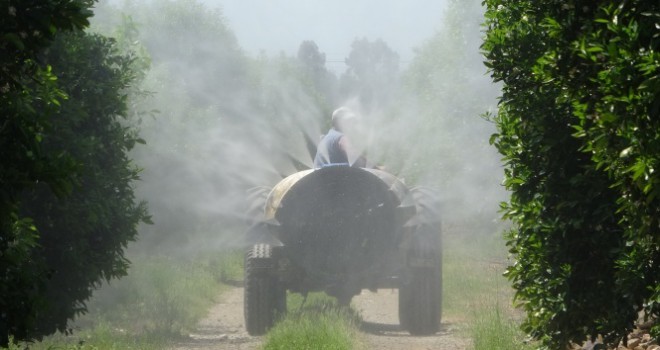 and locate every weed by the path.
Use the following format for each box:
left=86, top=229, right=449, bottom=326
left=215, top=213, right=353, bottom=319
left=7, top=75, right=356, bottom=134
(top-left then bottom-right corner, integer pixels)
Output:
left=4, top=251, right=244, bottom=350
left=4, top=324, right=165, bottom=350
left=84, top=256, right=220, bottom=335
left=262, top=292, right=361, bottom=350
left=470, top=302, right=533, bottom=350
left=442, top=231, right=535, bottom=349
